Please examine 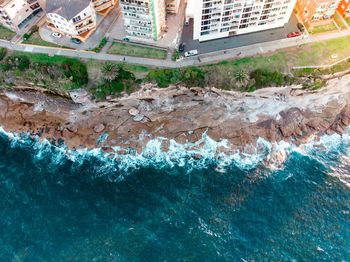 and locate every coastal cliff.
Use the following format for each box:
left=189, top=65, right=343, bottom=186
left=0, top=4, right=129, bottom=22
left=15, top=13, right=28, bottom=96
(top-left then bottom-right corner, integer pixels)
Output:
left=1, top=75, right=350, bottom=155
